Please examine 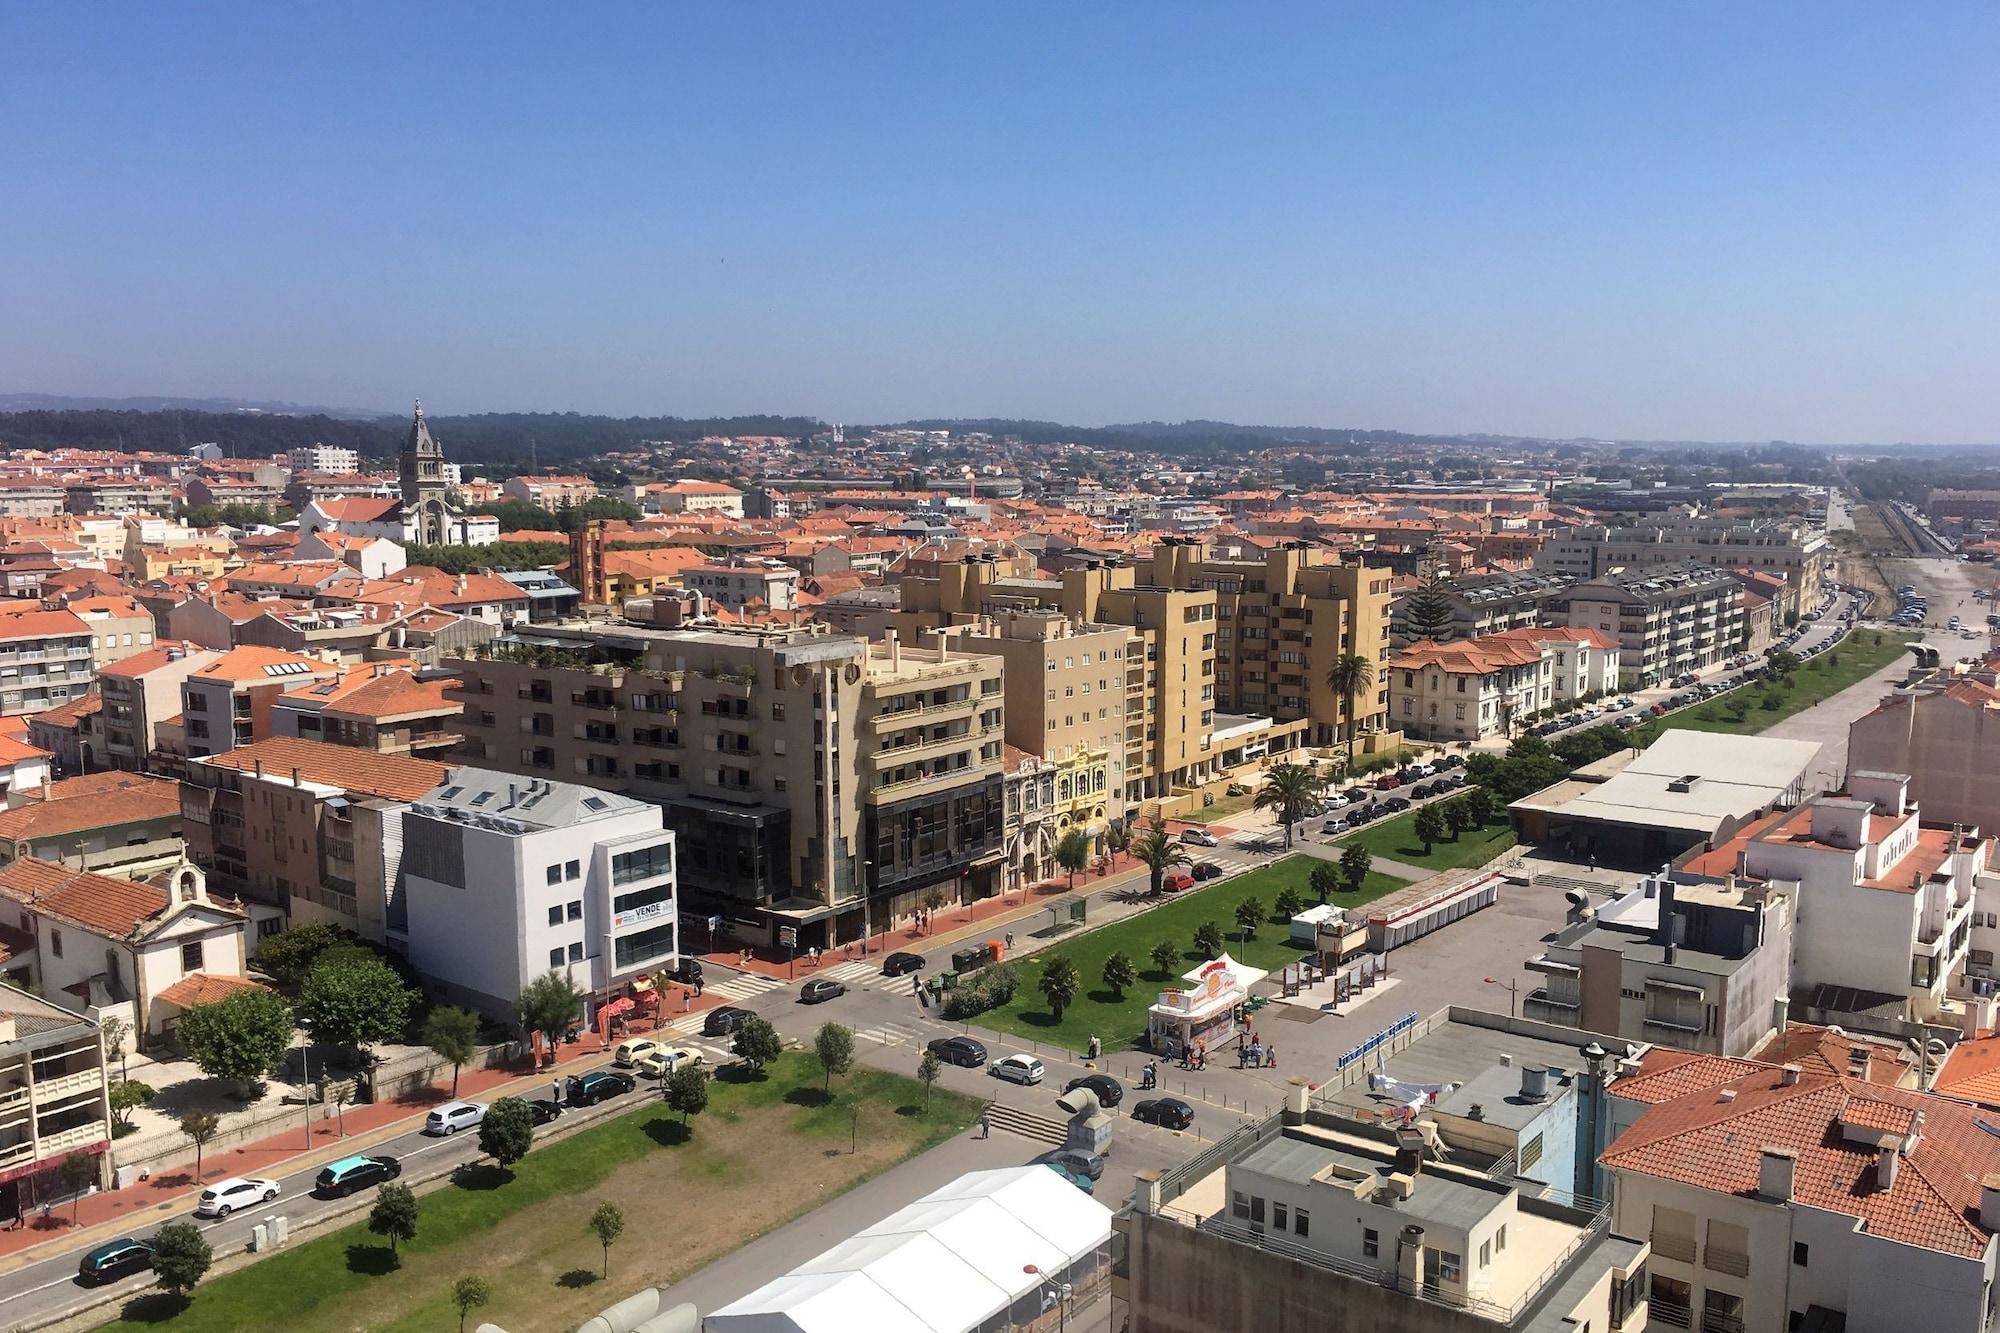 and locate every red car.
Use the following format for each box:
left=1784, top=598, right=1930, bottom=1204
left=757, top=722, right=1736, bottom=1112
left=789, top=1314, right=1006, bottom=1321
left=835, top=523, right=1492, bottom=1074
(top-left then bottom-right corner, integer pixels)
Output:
left=1161, top=871, right=1195, bottom=894
left=1374, top=774, right=1401, bottom=790
left=1649, top=703, right=1668, bottom=716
